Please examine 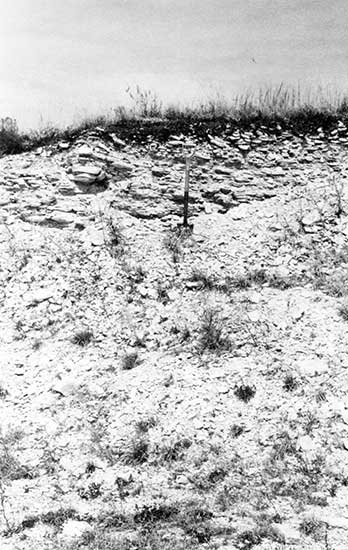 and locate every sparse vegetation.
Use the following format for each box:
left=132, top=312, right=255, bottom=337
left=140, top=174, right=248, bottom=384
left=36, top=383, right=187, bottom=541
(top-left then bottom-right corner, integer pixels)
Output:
left=199, top=307, right=230, bottom=351
left=163, top=230, right=183, bottom=263
left=104, top=217, right=126, bottom=257
left=338, top=299, right=348, bottom=320
left=188, top=268, right=217, bottom=290
left=71, top=328, right=94, bottom=346
left=4, top=85, right=348, bottom=550
left=299, top=516, right=326, bottom=540
left=234, top=384, right=256, bottom=402
left=154, top=435, right=192, bottom=463
left=121, top=350, right=140, bottom=370
left=283, top=373, right=299, bottom=391
left=120, top=435, right=149, bottom=465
